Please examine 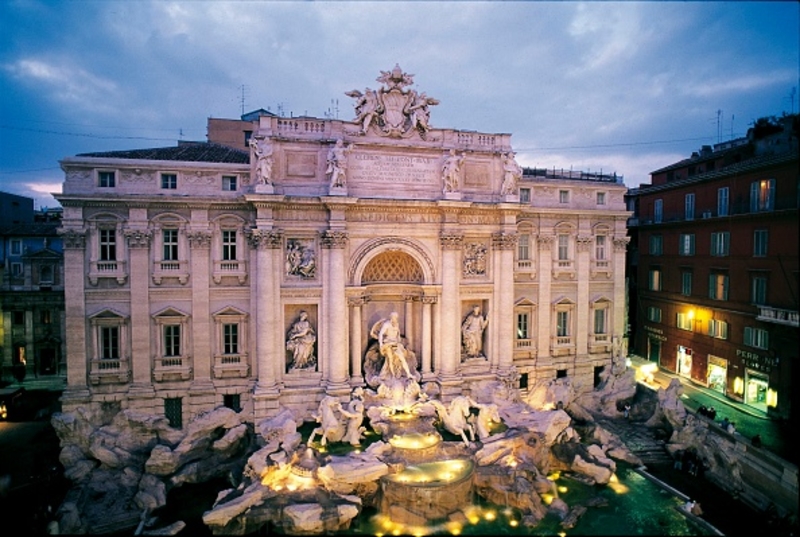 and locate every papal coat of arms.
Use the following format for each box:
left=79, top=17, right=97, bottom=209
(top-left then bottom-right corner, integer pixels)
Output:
left=345, top=64, right=440, bottom=139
